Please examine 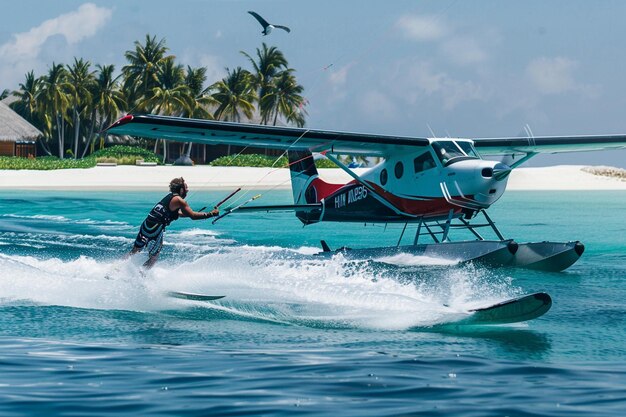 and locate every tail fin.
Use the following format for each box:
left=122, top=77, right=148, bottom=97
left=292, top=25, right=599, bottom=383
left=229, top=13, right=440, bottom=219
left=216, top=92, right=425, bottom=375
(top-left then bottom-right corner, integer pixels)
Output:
left=288, top=151, right=320, bottom=204
left=288, top=151, right=345, bottom=225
